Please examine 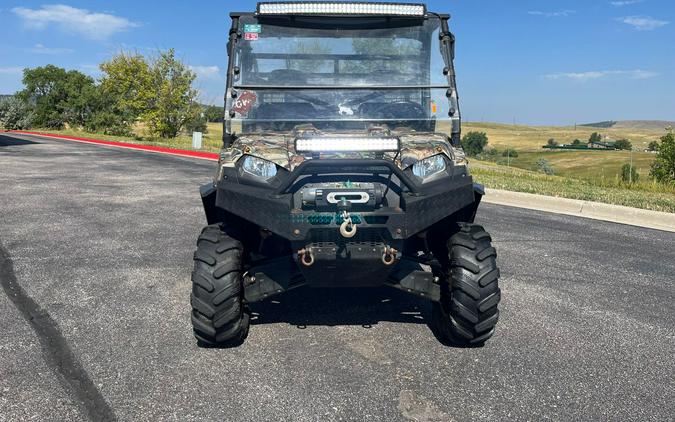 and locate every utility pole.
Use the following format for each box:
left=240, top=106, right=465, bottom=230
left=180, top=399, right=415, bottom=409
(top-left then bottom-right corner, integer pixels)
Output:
left=629, top=147, right=633, bottom=184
